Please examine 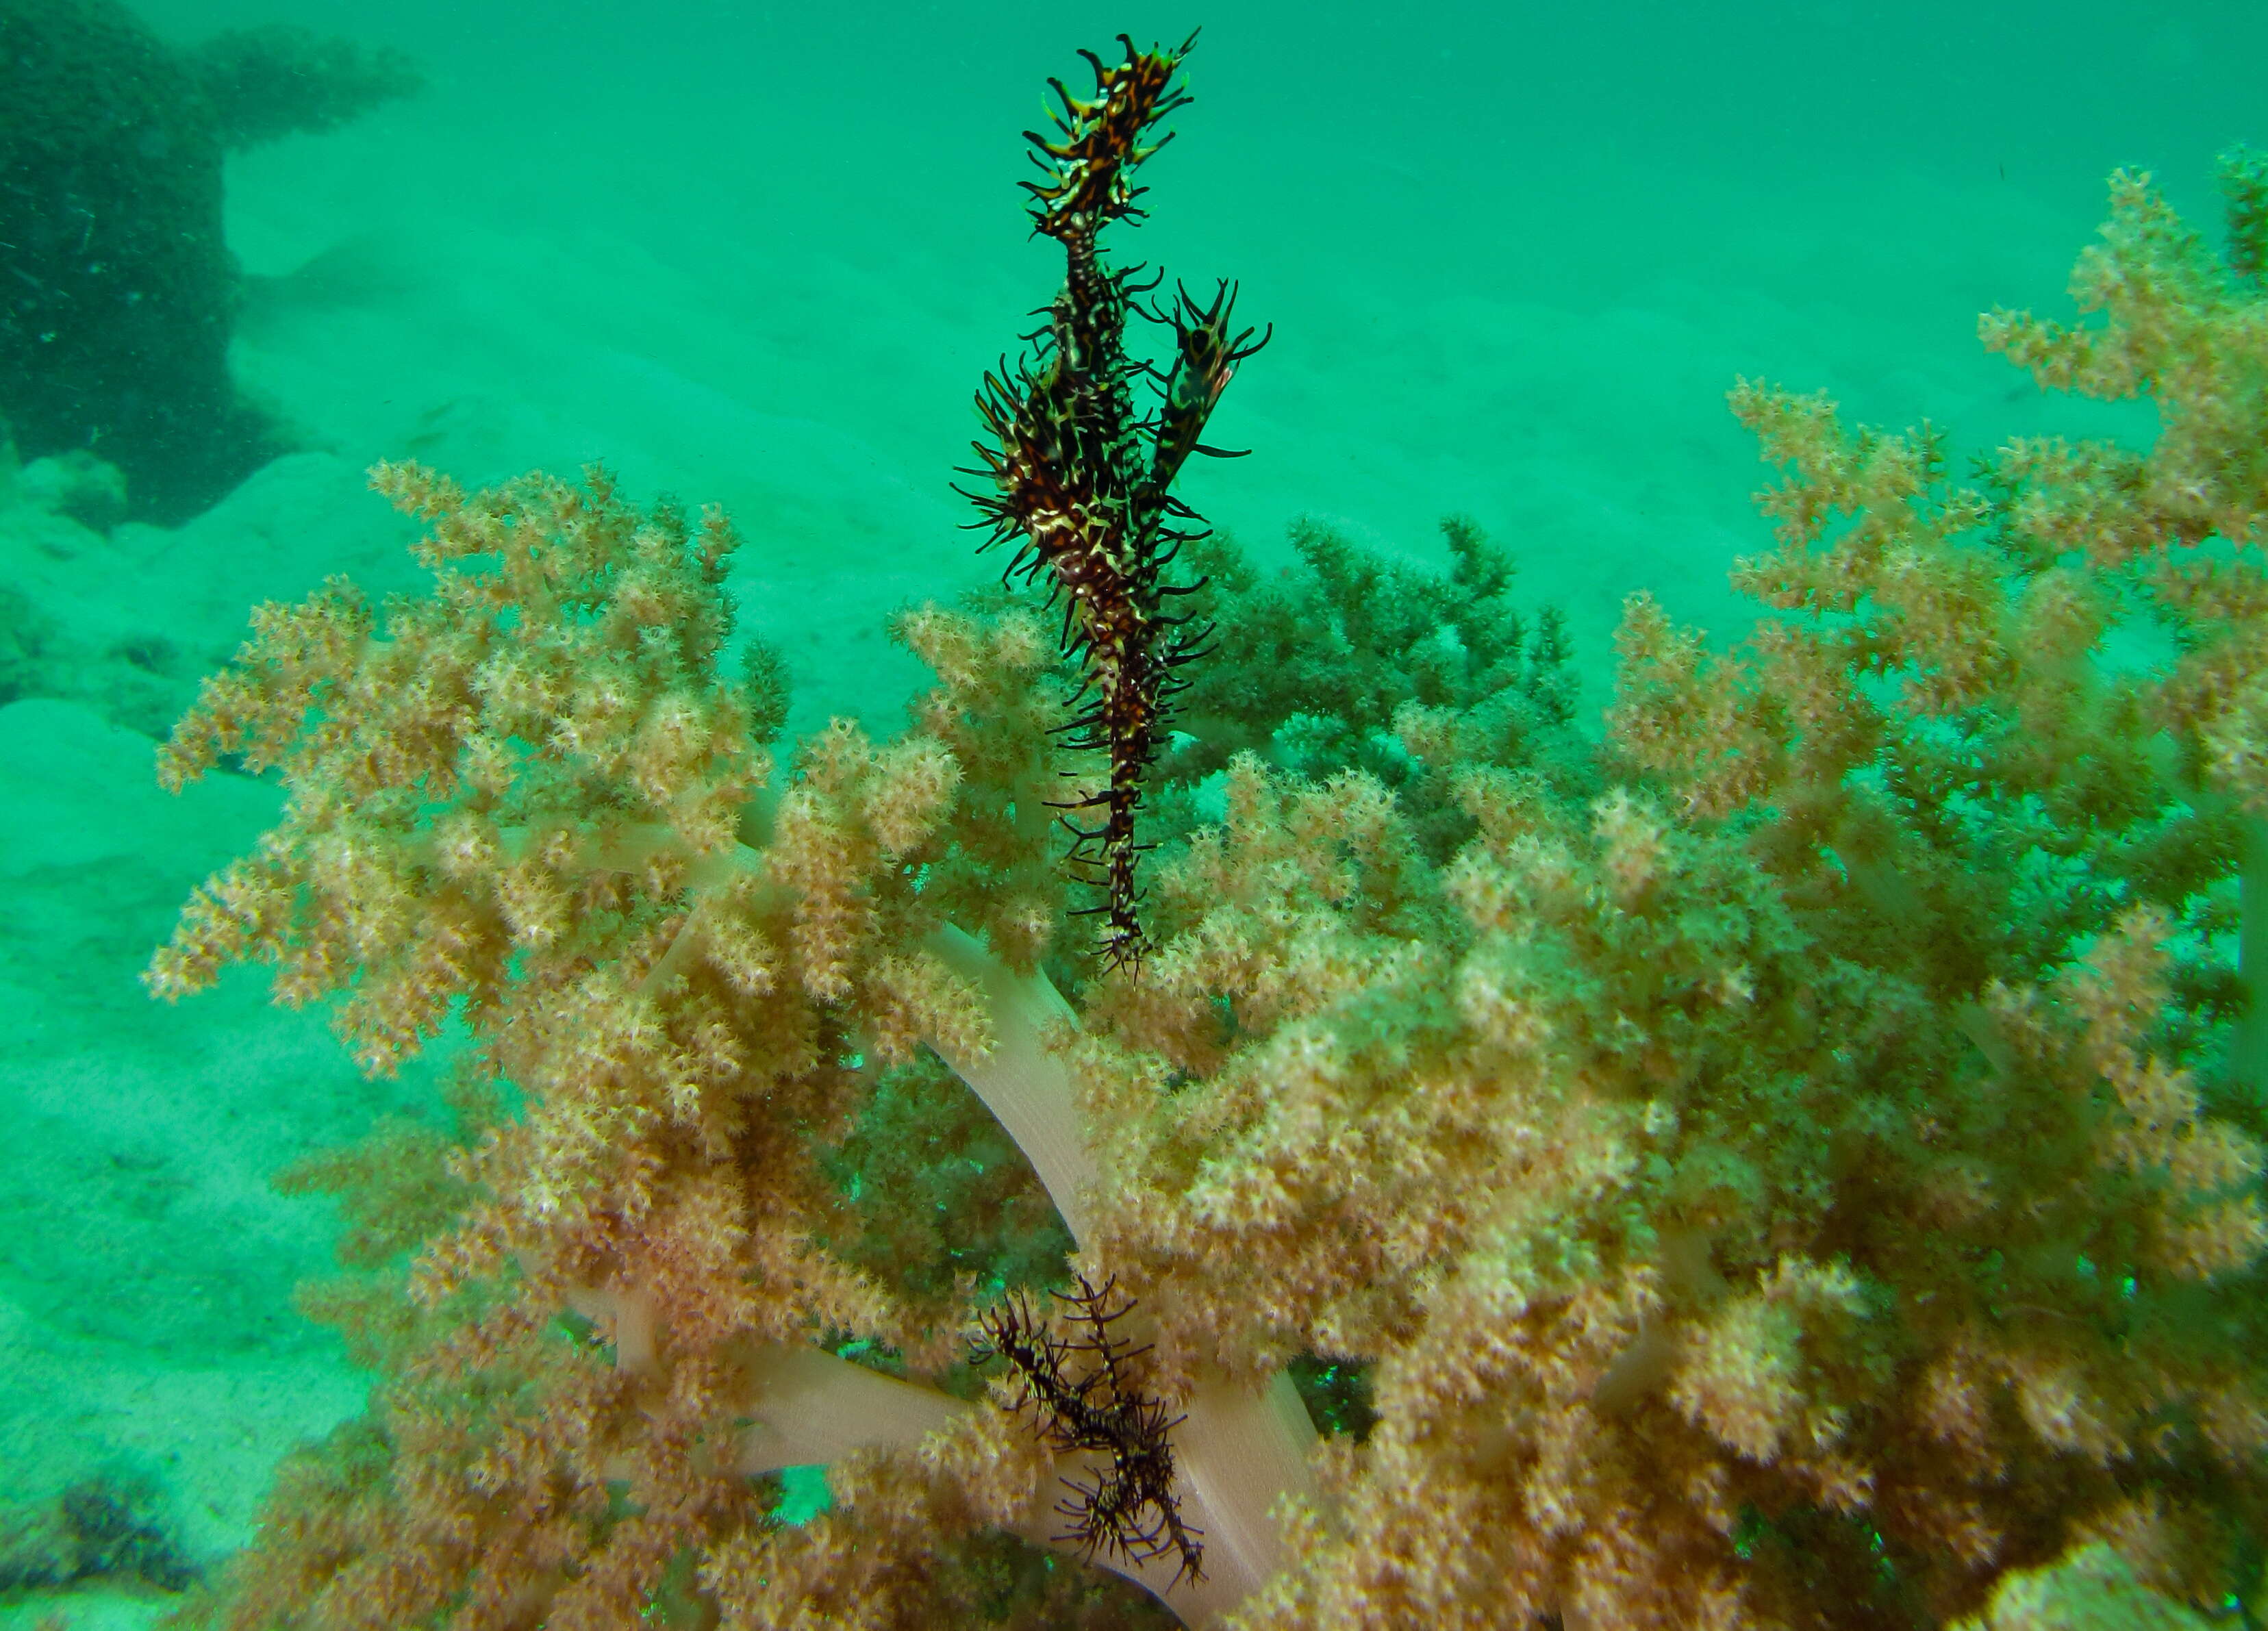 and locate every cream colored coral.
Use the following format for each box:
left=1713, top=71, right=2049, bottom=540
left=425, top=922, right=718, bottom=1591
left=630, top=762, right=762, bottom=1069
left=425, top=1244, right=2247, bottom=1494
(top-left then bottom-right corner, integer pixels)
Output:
left=151, top=164, right=2268, bottom=1631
